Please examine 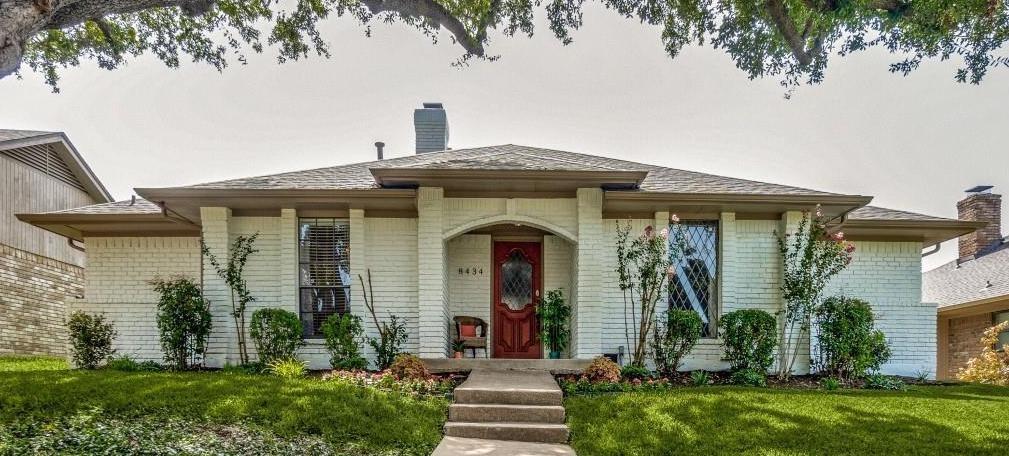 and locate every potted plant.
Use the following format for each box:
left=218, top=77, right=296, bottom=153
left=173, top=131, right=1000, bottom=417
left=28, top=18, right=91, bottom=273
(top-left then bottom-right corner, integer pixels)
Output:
left=536, top=289, right=571, bottom=359
left=451, top=339, right=466, bottom=359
